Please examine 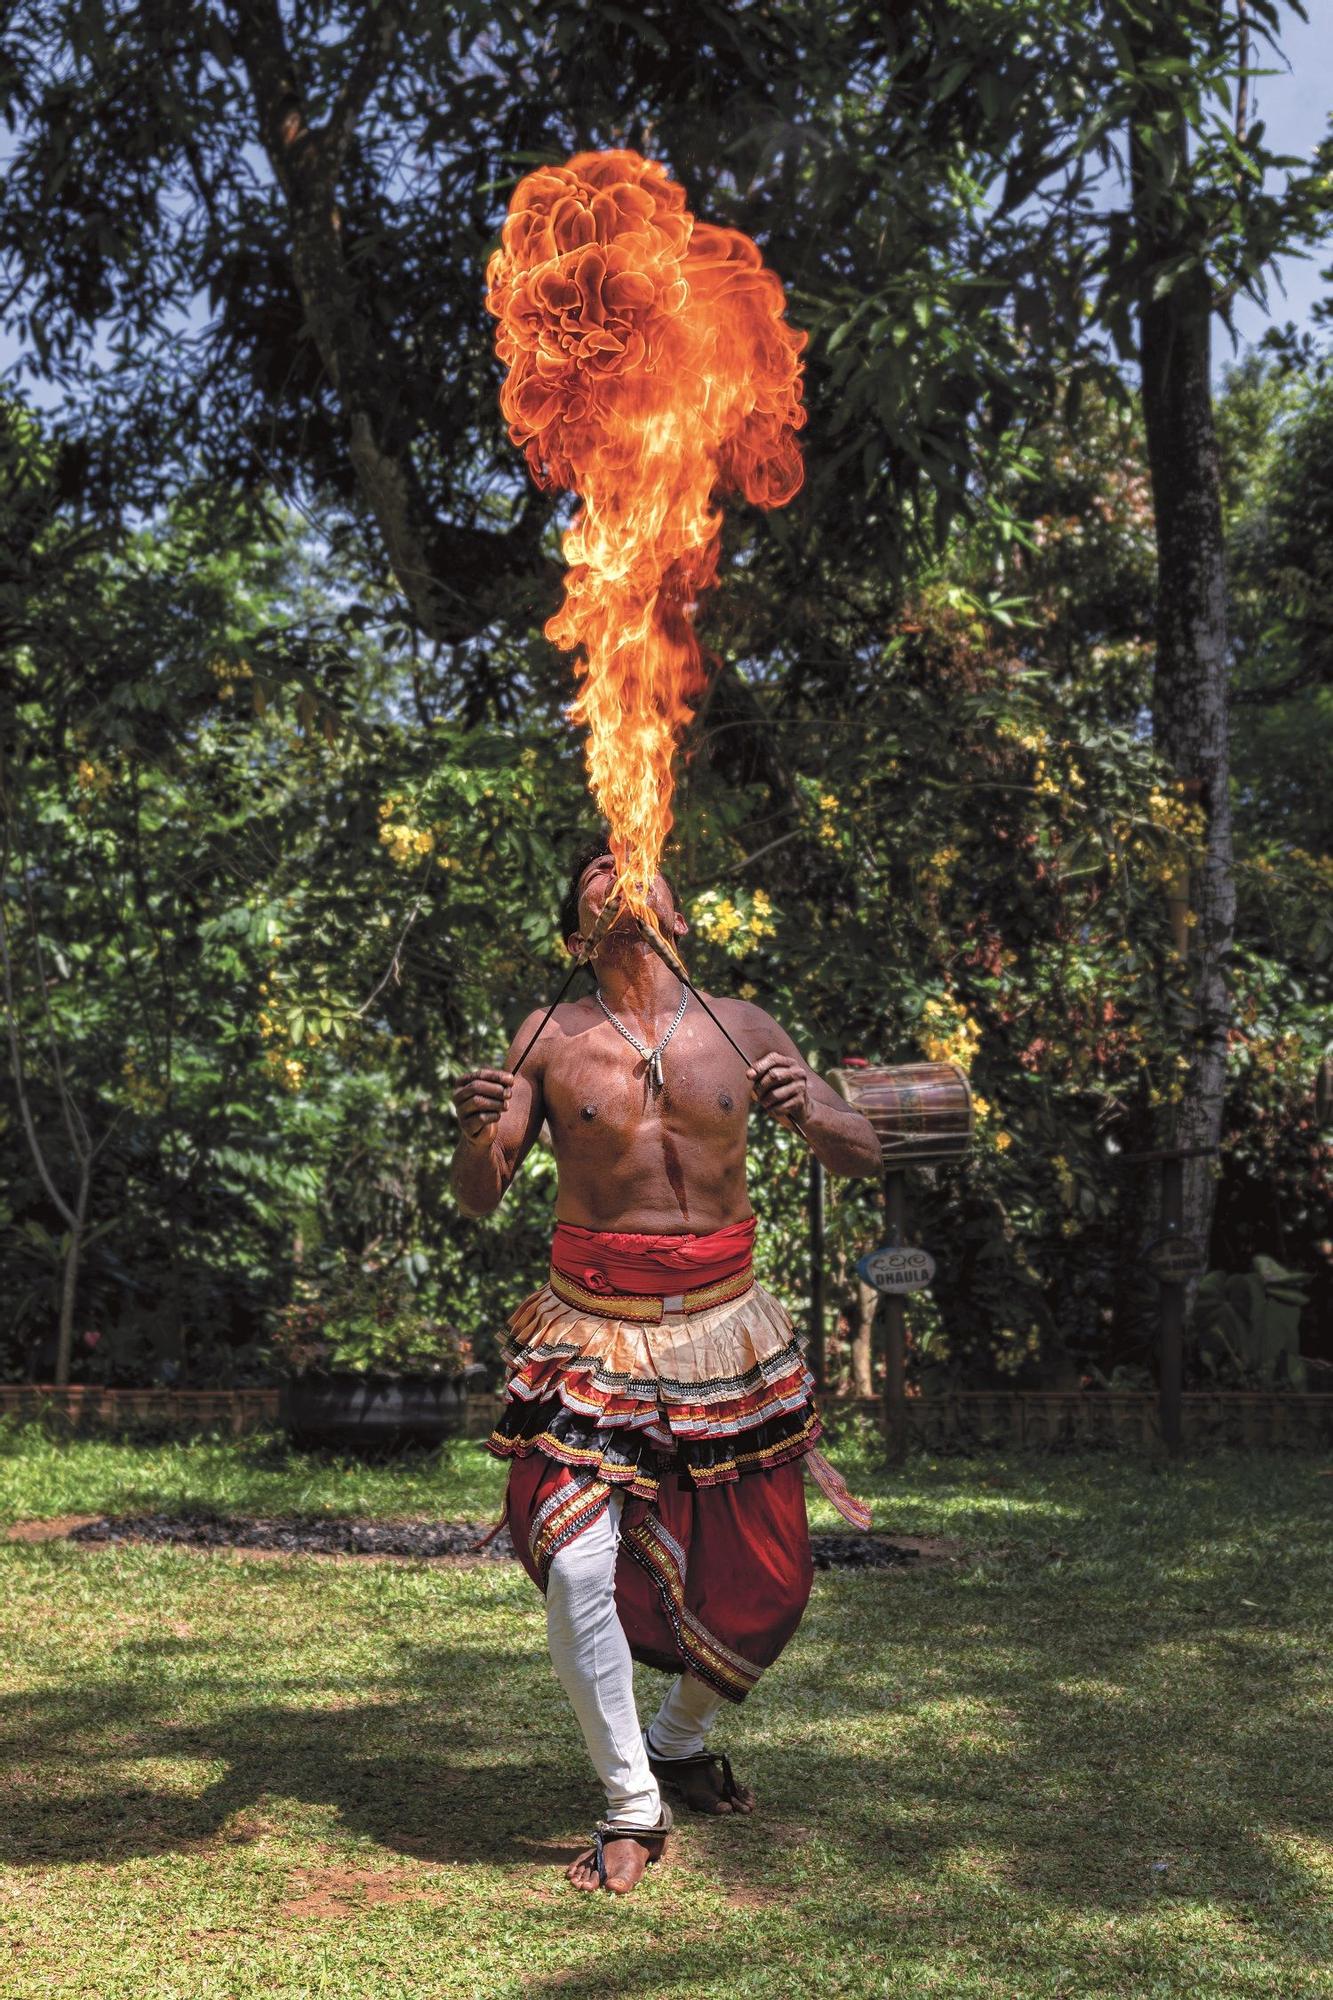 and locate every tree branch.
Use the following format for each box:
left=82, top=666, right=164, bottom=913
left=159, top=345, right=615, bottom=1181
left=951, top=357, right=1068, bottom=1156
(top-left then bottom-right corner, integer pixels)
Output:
left=0, top=795, right=77, bottom=1230
left=324, top=3, right=404, bottom=164
left=228, top=0, right=558, bottom=645
left=1232, top=659, right=1333, bottom=704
